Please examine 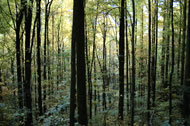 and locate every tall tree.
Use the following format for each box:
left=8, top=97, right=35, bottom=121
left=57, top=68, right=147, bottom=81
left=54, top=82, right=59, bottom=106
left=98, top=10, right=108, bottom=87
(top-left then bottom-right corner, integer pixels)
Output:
left=151, top=0, right=156, bottom=107
left=43, top=0, right=53, bottom=112
left=57, top=16, right=61, bottom=91
left=161, top=0, right=166, bottom=88
left=125, top=0, right=129, bottom=114
left=181, top=0, right=187, bottom=86
left=177, top=2, right=182, bottom=78
left=70, top=8, right=76, bottom=126
left=165, top=0, right=170, bottom=89
left=118, top=0, right=125, bottom=120
left=15, top=0, right=24, bottom=111
left=7, top=0, right=24, bottom=112
left=184, top=0, right=190, bottom=123
left=36, top=0, right=42, bottom=116
left=169, top=0, right=174, bottom=124
left=147, top=0, right=151, bottom=124
left=131, top=0, right=135, bottom=125
left=153, top=0, right=158, bottom=107
left=72, top=0, right=88, bottom=125
left=102, top=14, right=108, bottom=111
left=24, top=0, right=34, bottom=125
left=92, top=2, right=99, bottom=115
left=43, top=0, right=48, bottom=113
